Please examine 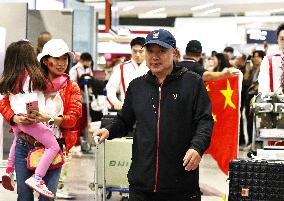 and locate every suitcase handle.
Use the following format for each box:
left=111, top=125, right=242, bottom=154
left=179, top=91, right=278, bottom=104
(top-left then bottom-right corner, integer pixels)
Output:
left=94, top=136, right=106, bottom=201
